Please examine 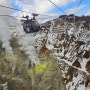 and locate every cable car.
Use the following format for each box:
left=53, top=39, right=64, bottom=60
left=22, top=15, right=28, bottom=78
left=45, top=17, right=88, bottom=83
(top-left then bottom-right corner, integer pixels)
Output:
left=22, top=13, right=40, bottom=34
